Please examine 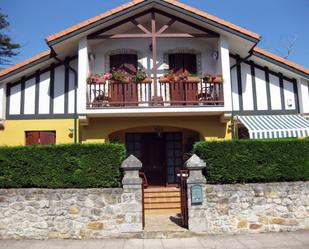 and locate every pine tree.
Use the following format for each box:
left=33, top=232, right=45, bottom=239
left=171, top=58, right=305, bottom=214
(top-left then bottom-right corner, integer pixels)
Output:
left=0, top=10, right=20, bottom=67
